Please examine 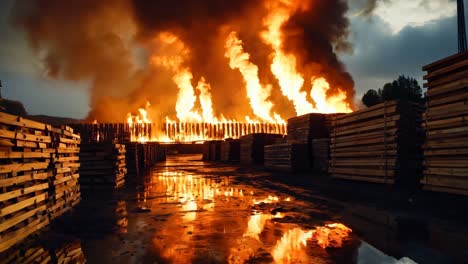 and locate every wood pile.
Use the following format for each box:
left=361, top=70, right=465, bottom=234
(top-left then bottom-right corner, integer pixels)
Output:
left=264, top=143, right=309, bottom=172
left=0, top=245, right=52, bottom=264
left=220, top=139, right=240, bottom=162
left=287, top=114, right=330, bottom=144
left=311, top=138, right=330, bottom=172
left=329, top=100, right=424, bottom=186
left=54, top=240, right=86, bottom=264
left=48, top=126, right=81, bottom=220
left=79, top=142, right=127, bottom=189
left=70, top=123, right=152, bottom=144
left=124, top=143, right=139, bottom=180
left=422, top=52, right=468, bottom=195
left=240, top=134, right=284, bottom=165
left=202, top=141, right=222, bottom=161
left=0, top=112, right=52, bottom=252
left=0, top=239, right=85, bottom=264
